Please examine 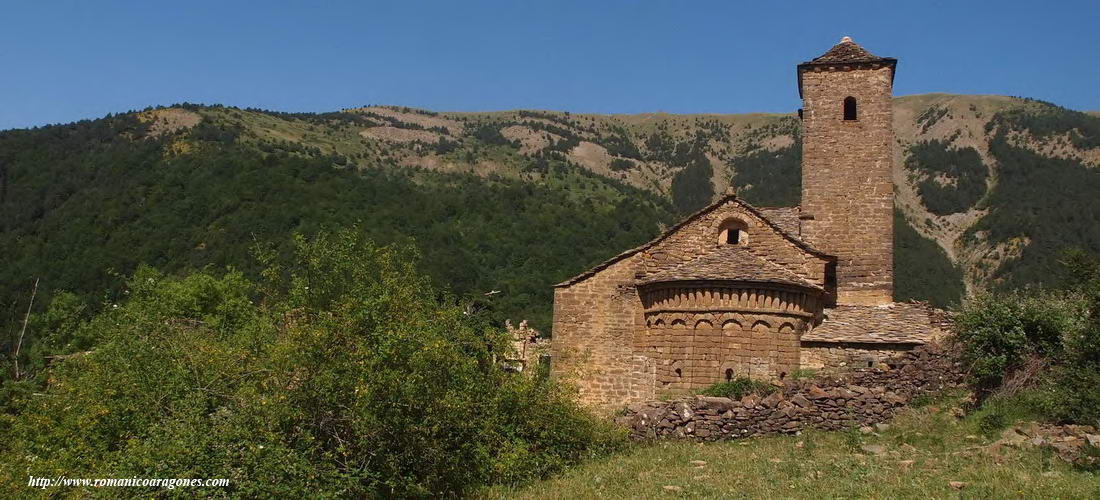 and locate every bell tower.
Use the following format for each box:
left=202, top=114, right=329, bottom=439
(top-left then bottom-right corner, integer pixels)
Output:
left=798, top=37, right=897, bottom=305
